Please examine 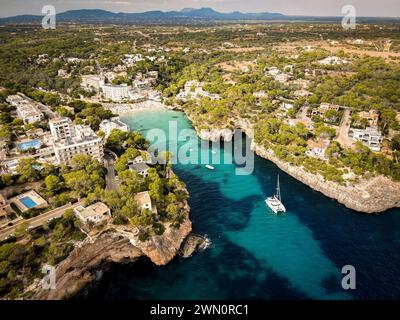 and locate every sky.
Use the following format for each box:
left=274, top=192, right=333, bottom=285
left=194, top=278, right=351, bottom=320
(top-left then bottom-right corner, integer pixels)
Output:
left=0, top=0, right=399, bottom=18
